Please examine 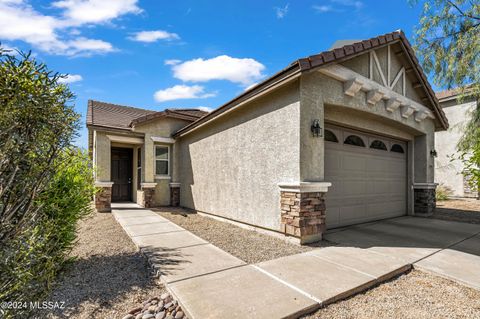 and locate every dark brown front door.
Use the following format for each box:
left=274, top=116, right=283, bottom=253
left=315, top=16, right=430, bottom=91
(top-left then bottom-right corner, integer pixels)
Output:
left=111, top=148, right=133, bottom=202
